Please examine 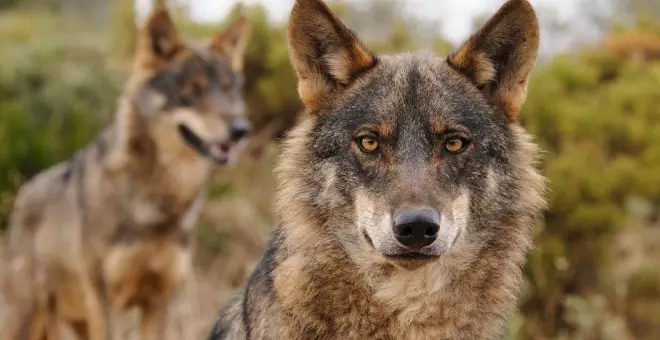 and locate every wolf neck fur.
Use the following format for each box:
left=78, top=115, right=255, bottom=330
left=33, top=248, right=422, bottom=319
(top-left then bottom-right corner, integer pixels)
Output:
left=105, top=81, right=215, bottom=213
